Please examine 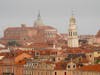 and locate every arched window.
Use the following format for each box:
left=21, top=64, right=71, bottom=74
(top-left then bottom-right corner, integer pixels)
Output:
left=90, top=55, right=92, bottom=58
left=73, top=65, right=76, bottom=68
left=68, top=65, right=70, bottom=68
left=55, top=72, right=57, bottom=75
left=38, top=72, right=39, bottom=75
left=69, top=32, right=70, bottom=36
left=71, top=32, right=72, bottom=36
left=64, top=72, right=66, bottom=75
left=41, top=72, right=43, bottom=75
